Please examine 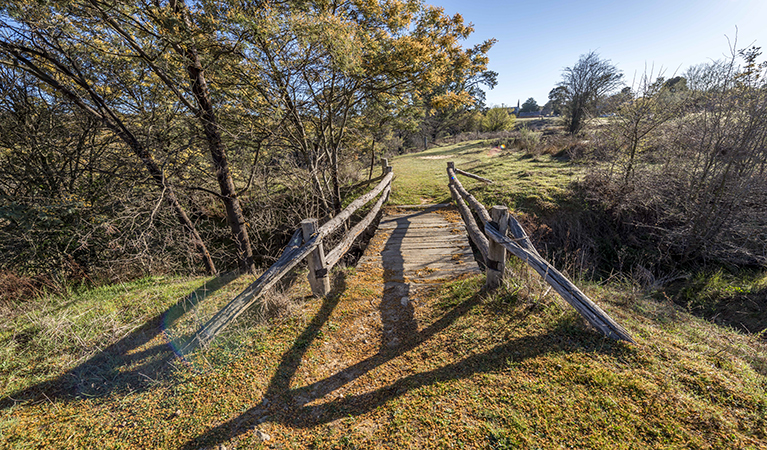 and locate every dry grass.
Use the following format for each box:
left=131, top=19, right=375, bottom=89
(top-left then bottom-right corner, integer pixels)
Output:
left=2, top=266, right=765, bottom=449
